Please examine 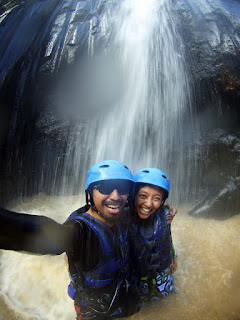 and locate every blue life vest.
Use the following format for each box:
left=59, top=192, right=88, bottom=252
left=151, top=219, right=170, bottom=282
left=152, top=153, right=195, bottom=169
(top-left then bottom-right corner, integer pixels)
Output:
left=66, top=211, right=131, bottom=319
left=129, top=206, right=172, bottom=277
